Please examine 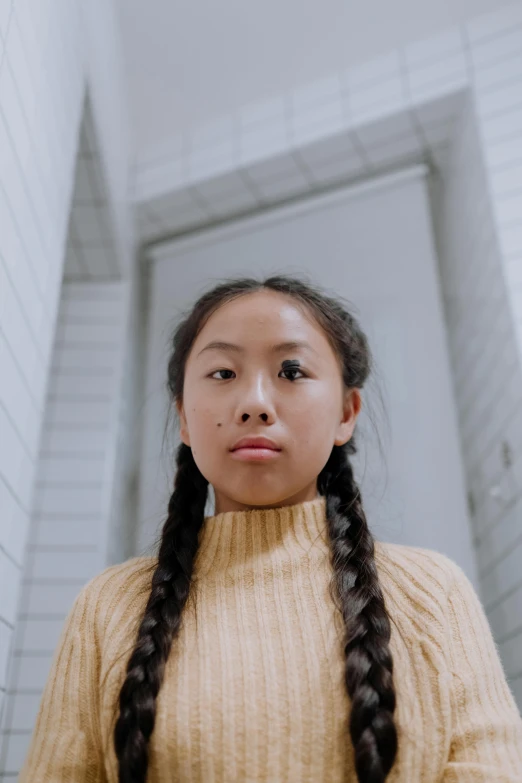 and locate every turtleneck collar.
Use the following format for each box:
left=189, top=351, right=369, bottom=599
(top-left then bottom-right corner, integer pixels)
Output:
left=193, top=495, right=330, bottom=578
